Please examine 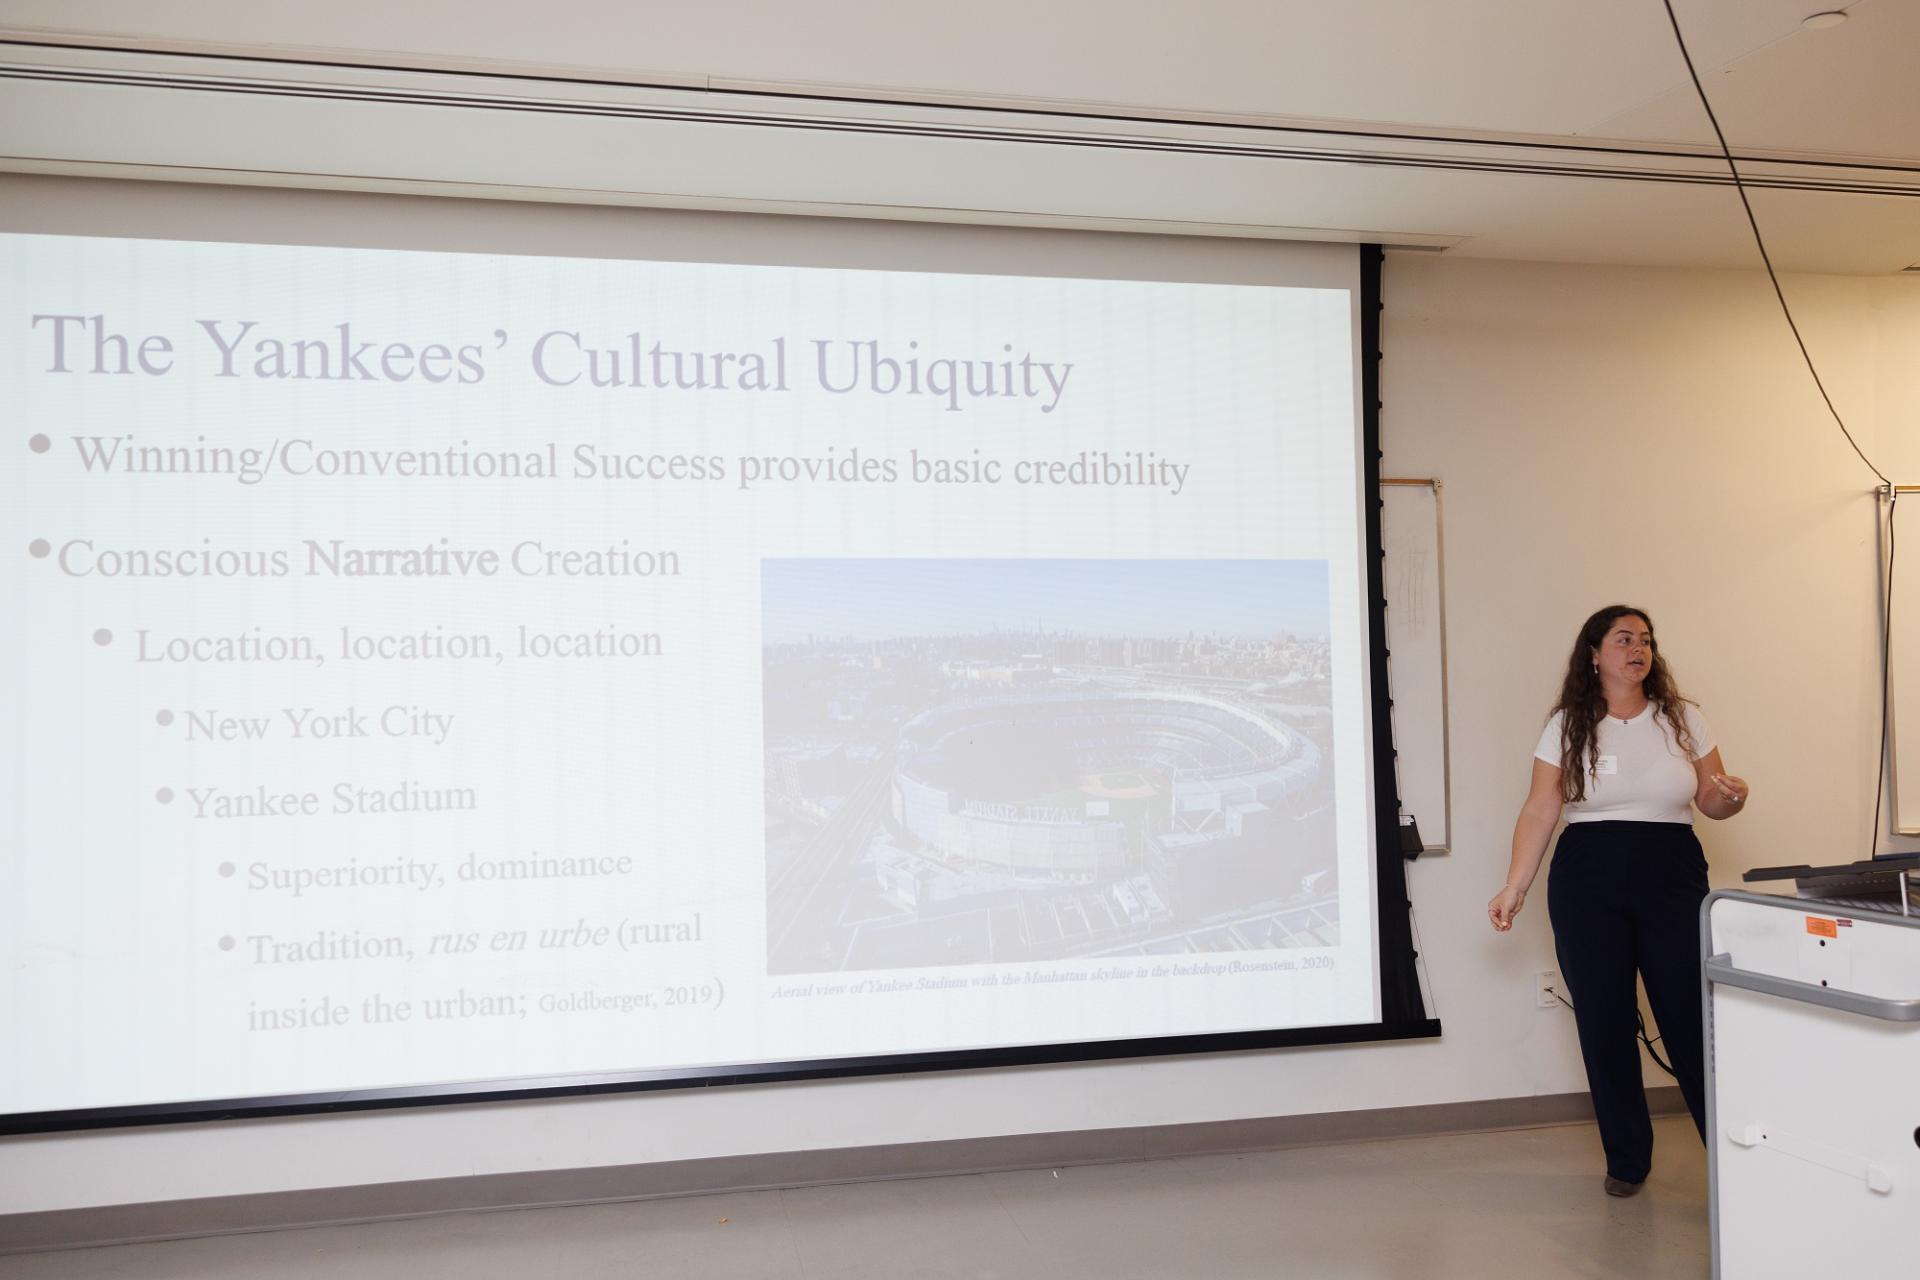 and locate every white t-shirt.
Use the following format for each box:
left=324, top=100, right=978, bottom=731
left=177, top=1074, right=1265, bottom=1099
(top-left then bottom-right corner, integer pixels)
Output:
left=1533, top=702, right=1715, bottom=824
